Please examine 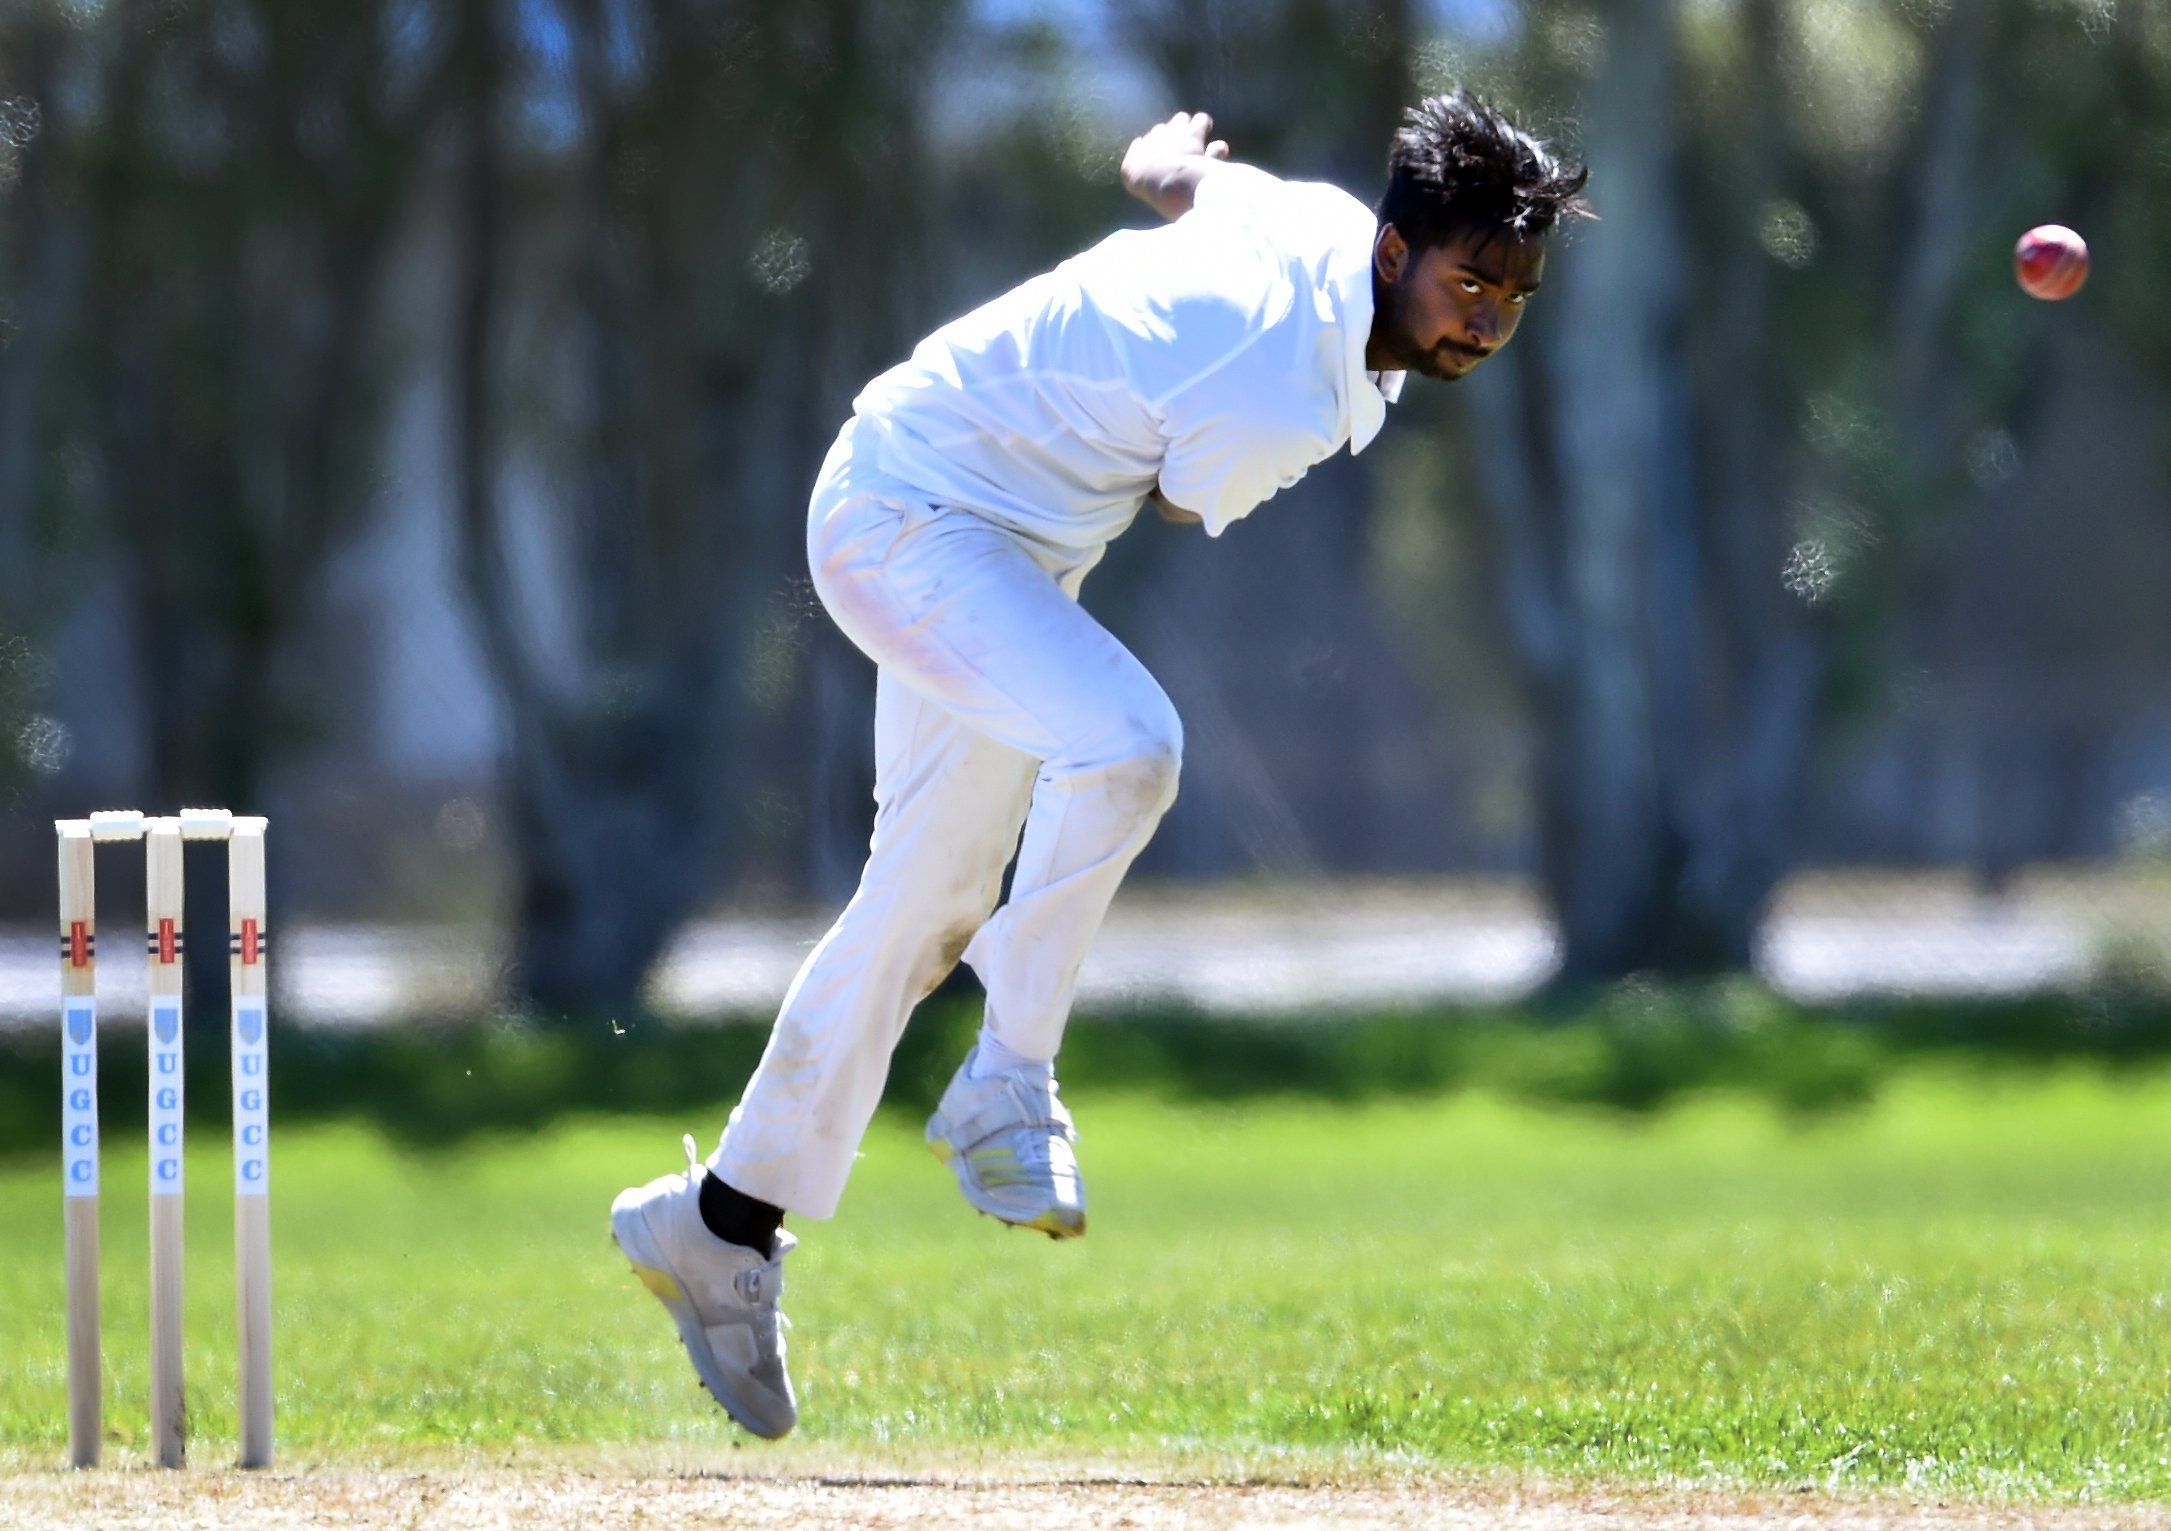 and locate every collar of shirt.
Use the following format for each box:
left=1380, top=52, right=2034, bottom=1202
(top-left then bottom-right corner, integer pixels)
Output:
left=1329, top=231, right=1405, bottom=456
